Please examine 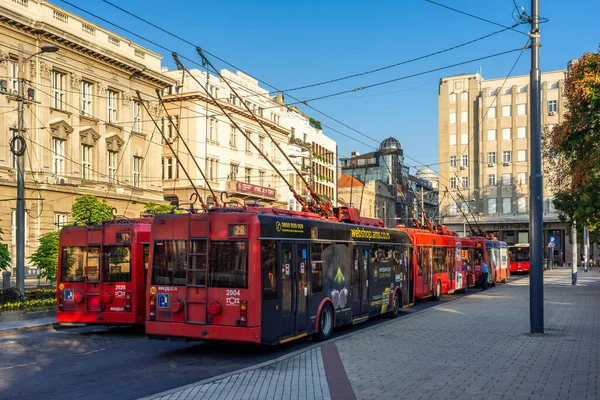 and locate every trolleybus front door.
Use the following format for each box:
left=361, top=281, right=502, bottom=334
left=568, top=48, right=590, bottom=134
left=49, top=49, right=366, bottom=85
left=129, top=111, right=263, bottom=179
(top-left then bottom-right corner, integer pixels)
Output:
left=351, top=246, right=369, bottom=320
left=280, top=241, right=309, bottom=340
